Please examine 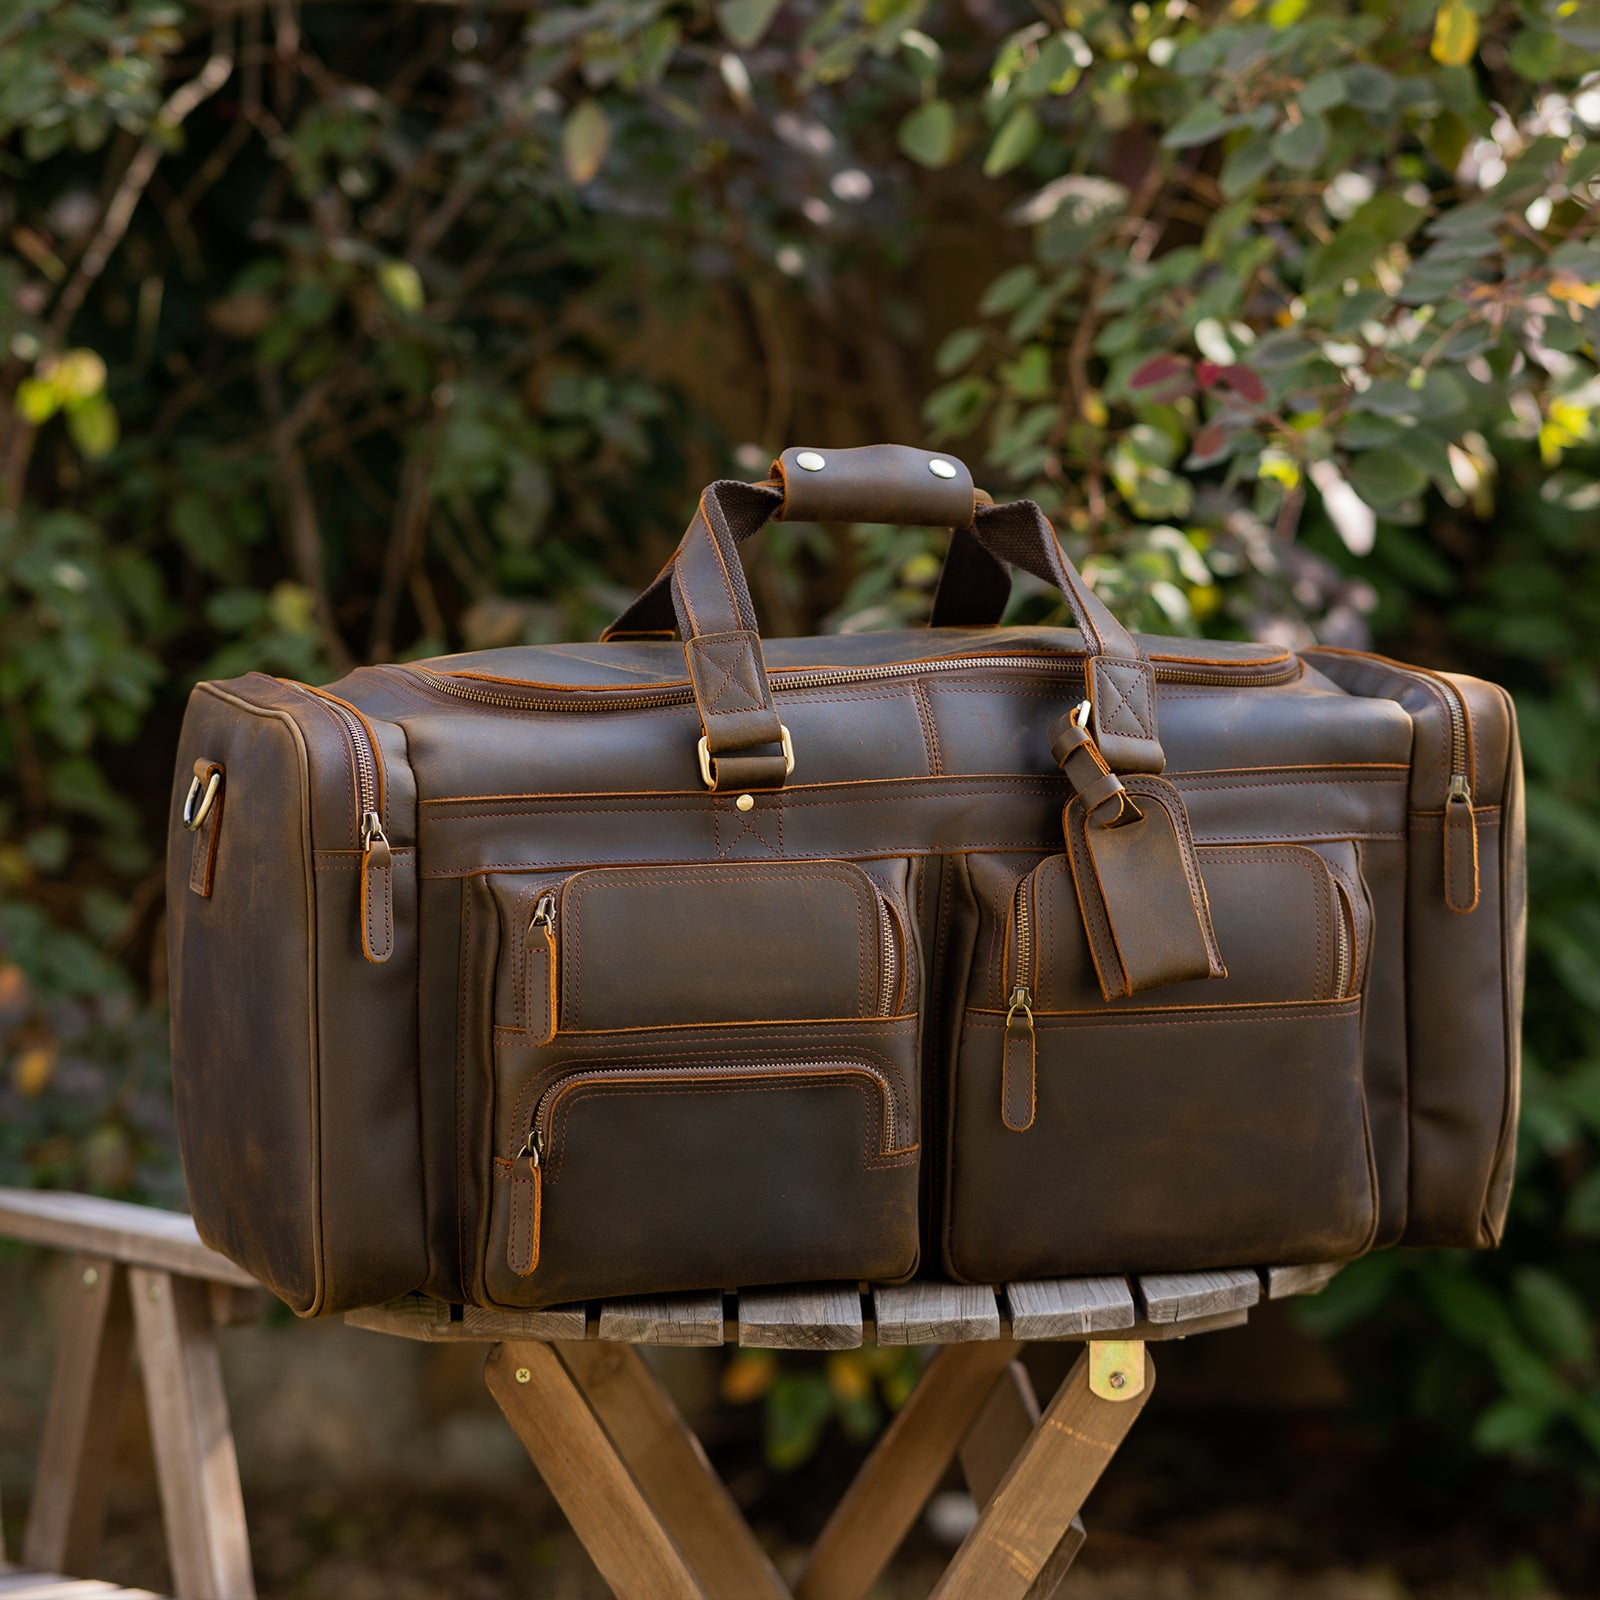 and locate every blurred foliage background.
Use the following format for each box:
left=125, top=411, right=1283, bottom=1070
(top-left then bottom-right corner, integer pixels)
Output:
left=2, top=0, right=1600, bottom=1533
